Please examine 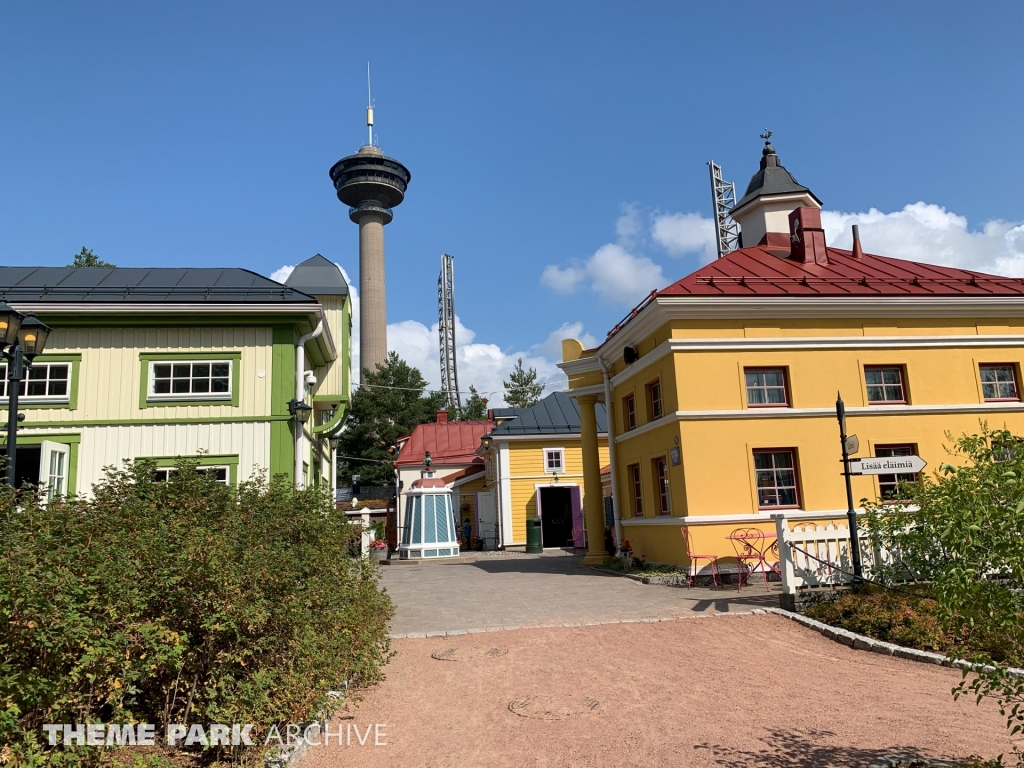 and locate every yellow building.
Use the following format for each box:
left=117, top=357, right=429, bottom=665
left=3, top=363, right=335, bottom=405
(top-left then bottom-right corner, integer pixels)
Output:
left=477, top=392, right=609, bottom=550
left=560, top=140, right=1024, bottom=568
